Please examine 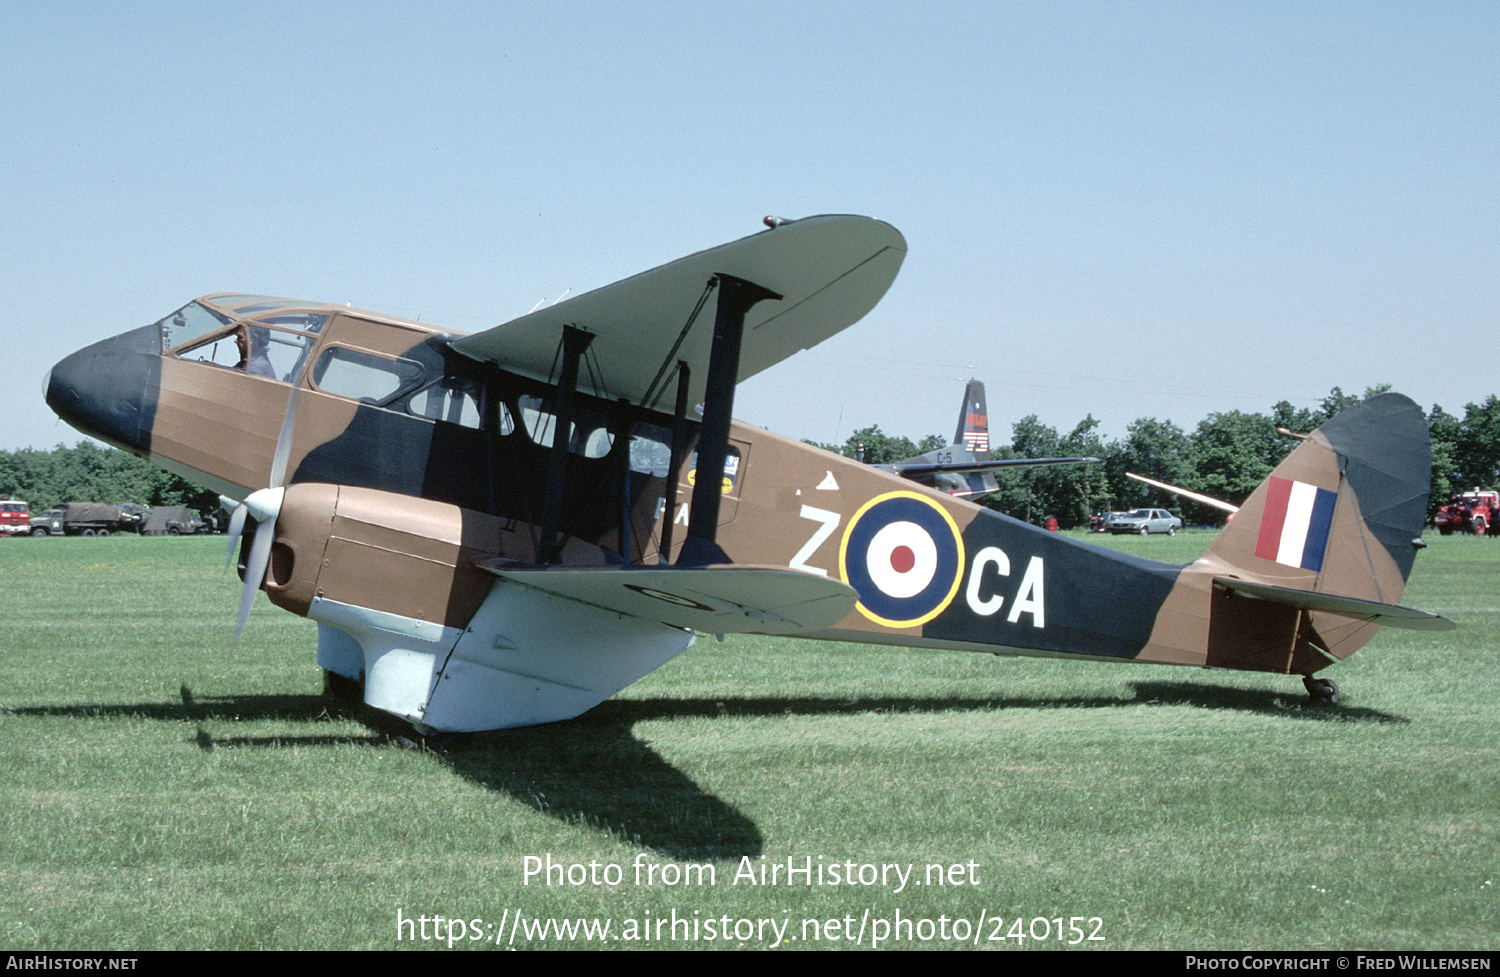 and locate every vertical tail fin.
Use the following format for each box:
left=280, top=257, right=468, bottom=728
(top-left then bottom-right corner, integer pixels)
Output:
left=1197, top=392, right=1438, bottom=669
